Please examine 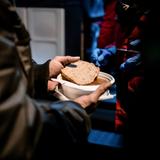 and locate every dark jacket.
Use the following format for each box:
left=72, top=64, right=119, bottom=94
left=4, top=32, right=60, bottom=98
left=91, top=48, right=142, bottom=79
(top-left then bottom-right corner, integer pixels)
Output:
left=0, top=1, right=91, bottom=159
